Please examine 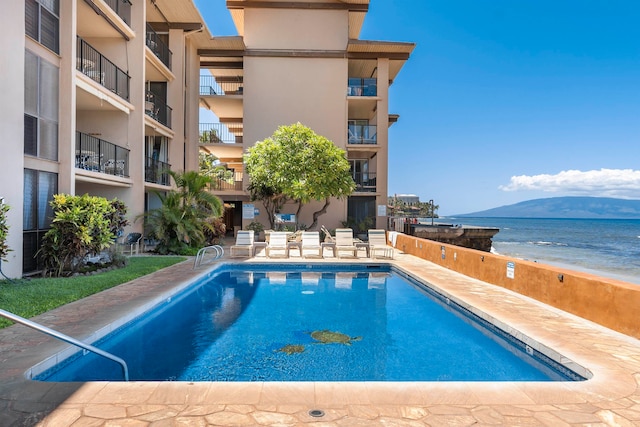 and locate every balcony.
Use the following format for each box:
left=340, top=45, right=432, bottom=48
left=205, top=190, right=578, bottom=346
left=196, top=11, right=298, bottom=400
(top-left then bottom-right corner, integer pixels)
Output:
left=209, top=171, right=243, bottom=192
left=145, top=157, right=171, bottom=186
left=348, top=78, right=377, bottom=97
left=146, top=24, right=172, bottom=70
left=145, top=91, right=172, bottom=128
left=352, top=172, right=377, bottom=193
left=76, top=132, right=129, bottom=178
left=200, top=75, right=243, bottom=95
left=199, top=123, right=241, bottom=144
left=76, top=37, right=130, bottom=100
left=348, top=124, right=377, bottom=144
left=104, top=0, right=131, bottom=25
